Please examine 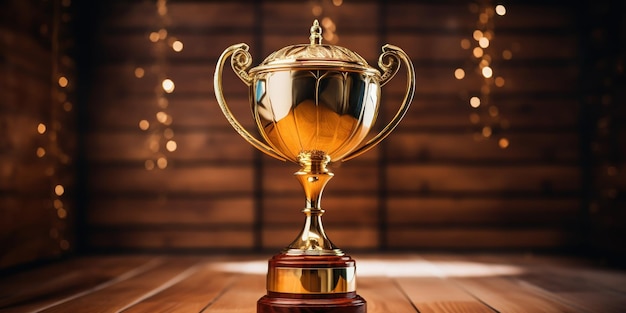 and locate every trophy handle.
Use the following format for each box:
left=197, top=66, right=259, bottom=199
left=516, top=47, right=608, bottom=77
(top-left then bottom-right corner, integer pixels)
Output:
left=214, top=43, right=287, bottom=161
left=341, top=44, right=415, bottom=162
